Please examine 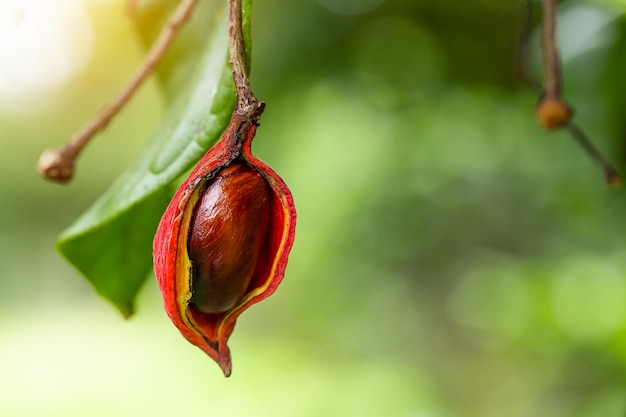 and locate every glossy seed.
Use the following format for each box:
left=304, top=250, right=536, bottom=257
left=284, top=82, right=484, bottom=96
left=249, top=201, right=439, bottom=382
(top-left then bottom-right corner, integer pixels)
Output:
left=188, top=161, right=271, bottom=314
left=153, top=114, right=296, bottom=376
